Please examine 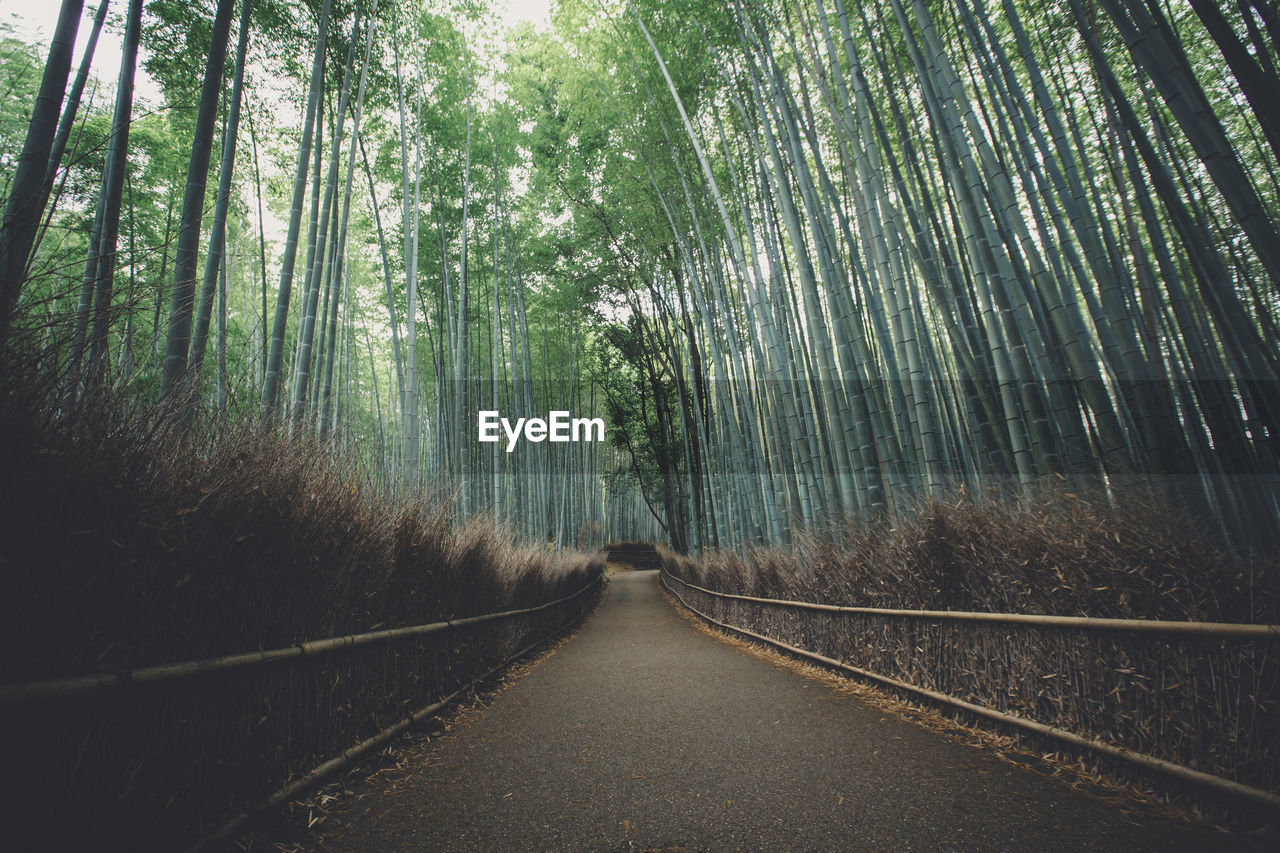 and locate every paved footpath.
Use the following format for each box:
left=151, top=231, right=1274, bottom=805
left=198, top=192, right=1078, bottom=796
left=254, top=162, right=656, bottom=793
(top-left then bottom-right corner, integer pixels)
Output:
left=316, top=570, right=1261, bottom=851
